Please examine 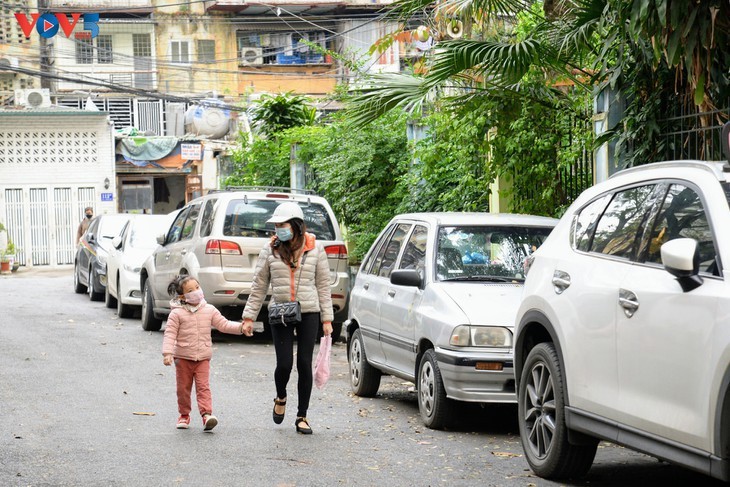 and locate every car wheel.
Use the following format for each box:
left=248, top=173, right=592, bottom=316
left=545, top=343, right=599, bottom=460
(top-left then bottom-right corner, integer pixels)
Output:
left=73, top=262, right=87, bottom=294
left=418, top=349, right=453, bottom=429
left=116, top=276, right=134, bottom=319
left=141, top=280, right=162, bottom=331
left=348, top=328, right=381, bottom=397
left=104, top=281, right=116, bottom=308
left=88, top=266, right=103, bottom=301
left=518, top=342, right=597, bottom=479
